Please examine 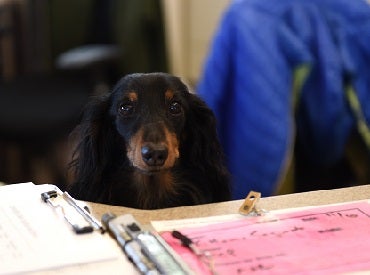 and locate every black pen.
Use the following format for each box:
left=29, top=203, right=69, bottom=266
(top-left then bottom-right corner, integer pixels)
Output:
left=172, top=230, right=202, bottom=256
left=172, top=230, right=215, bottom=274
